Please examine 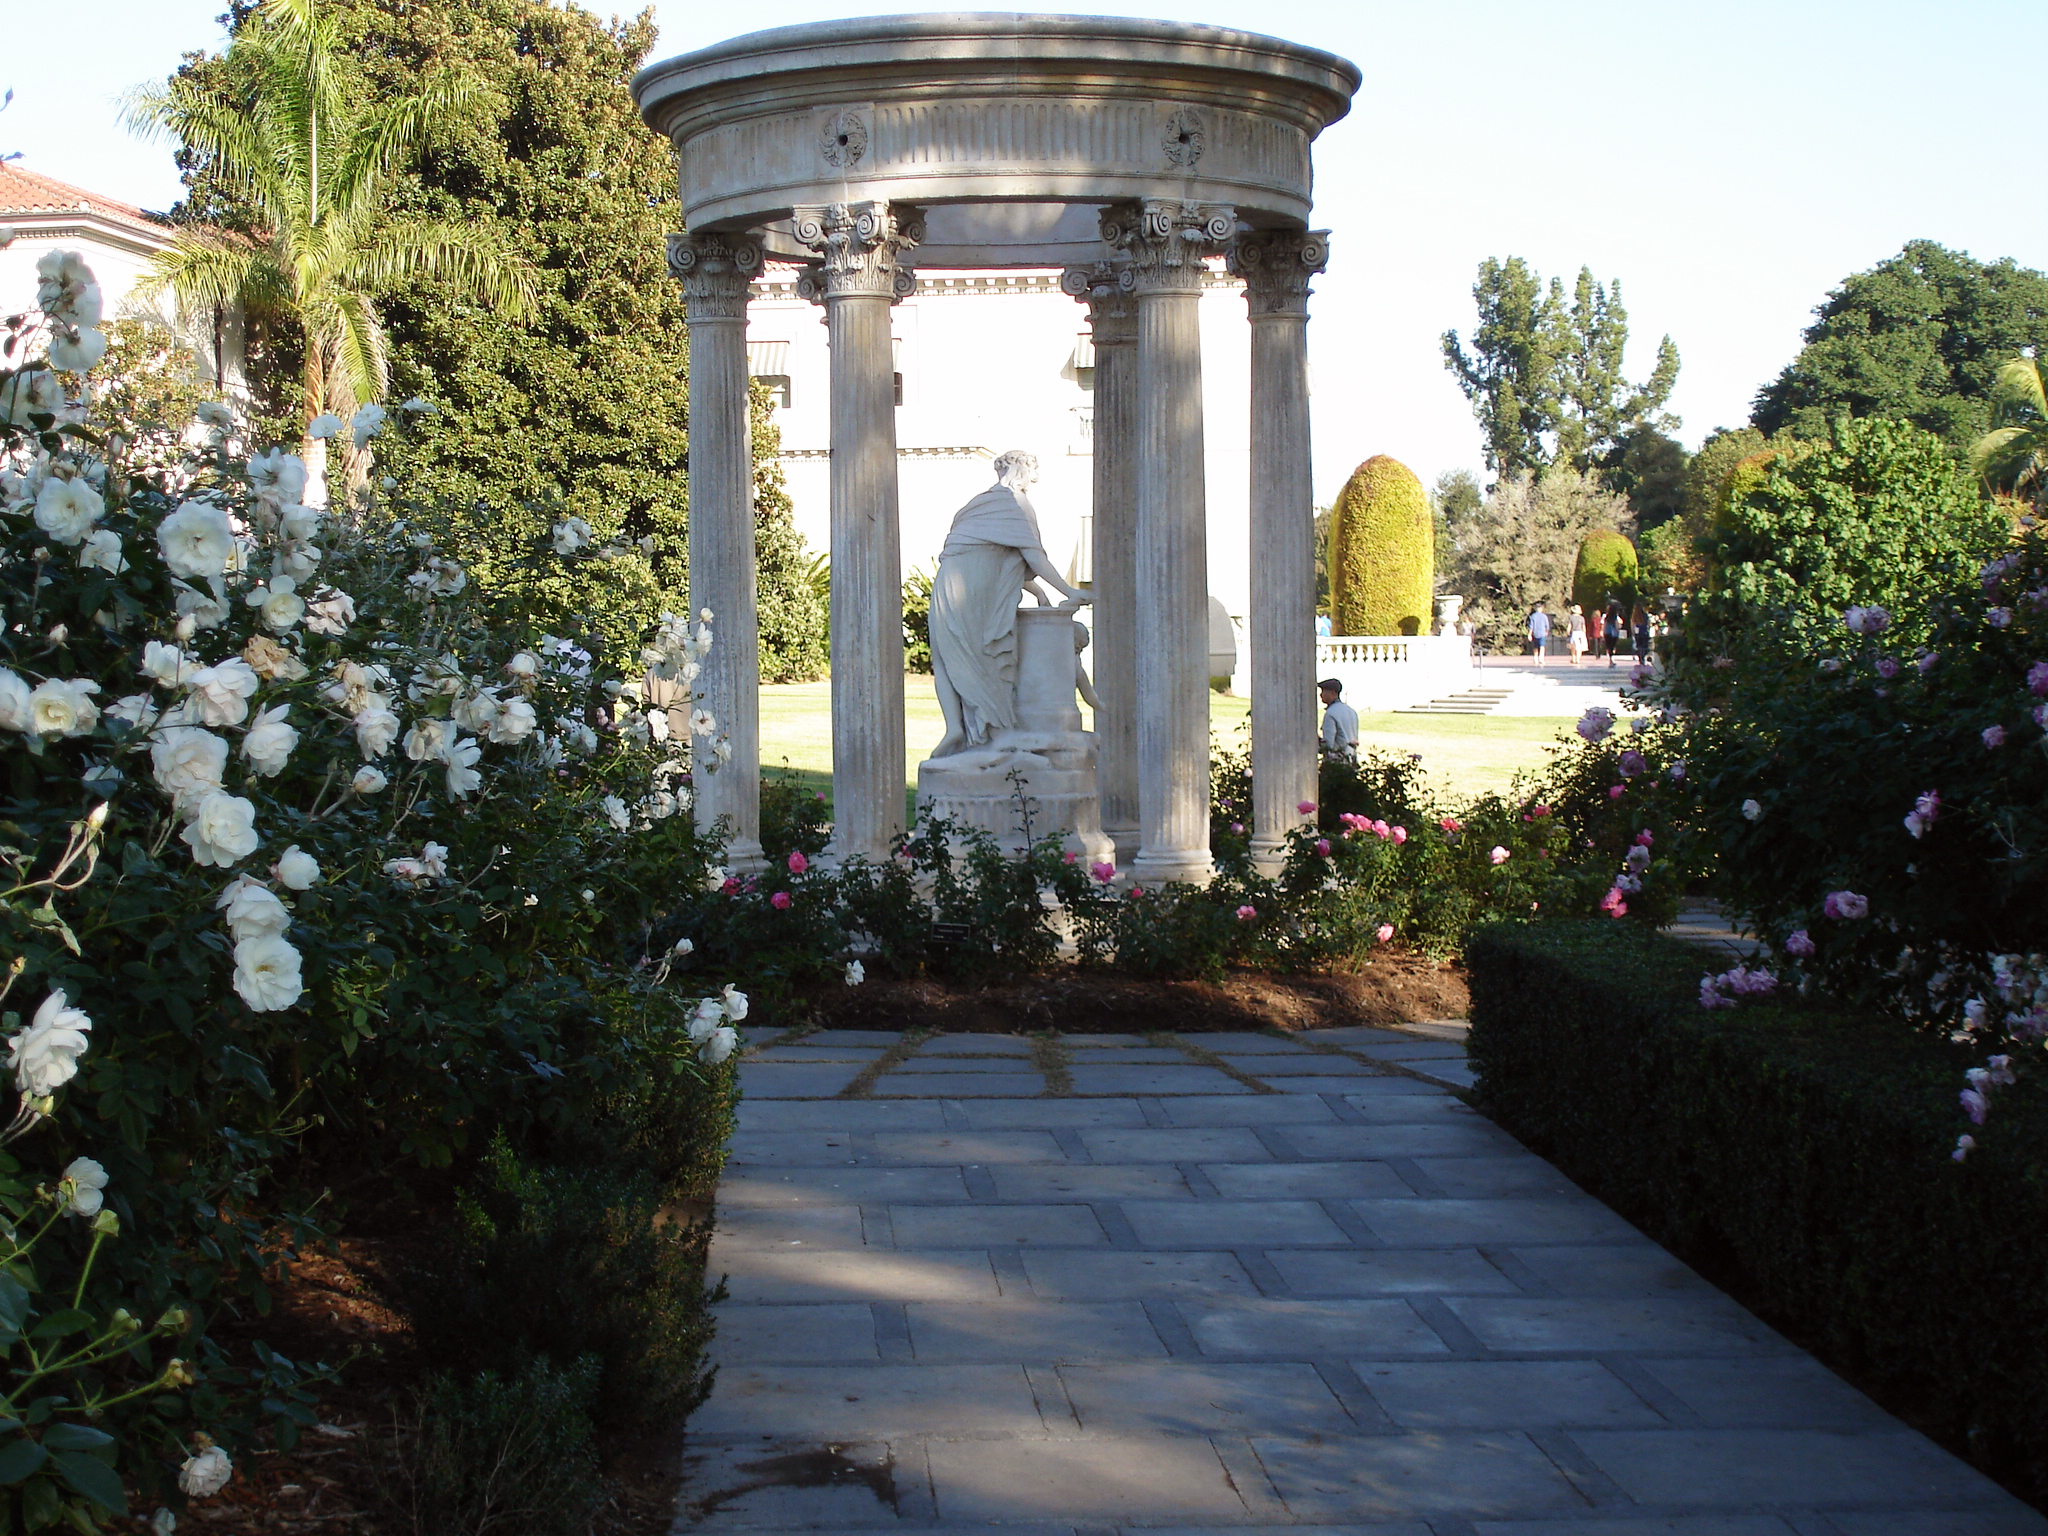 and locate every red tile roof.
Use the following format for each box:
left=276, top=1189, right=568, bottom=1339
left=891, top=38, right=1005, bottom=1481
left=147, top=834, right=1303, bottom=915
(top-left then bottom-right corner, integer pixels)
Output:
left=0, top=163, right=168, bottom=240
